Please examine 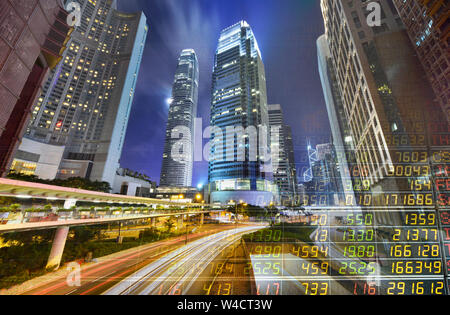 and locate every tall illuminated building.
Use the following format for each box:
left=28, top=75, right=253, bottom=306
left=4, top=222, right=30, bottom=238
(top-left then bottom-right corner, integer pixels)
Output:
left=23, top=0, right=148, bottom=186
left=208, top=21, right=275, bottom=207
left=392, top=0, right=449, bottom=123
left=160, top=49, right=199, bottom=187
left=320, top=0, right=446, bottom=202
left=268, top=104, right=298, bottom=206
left=317, top=34, right=357, bottom=203
left=0, top=0, right=71, bottom=177
left=313, top=143, right=344, bottom=206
